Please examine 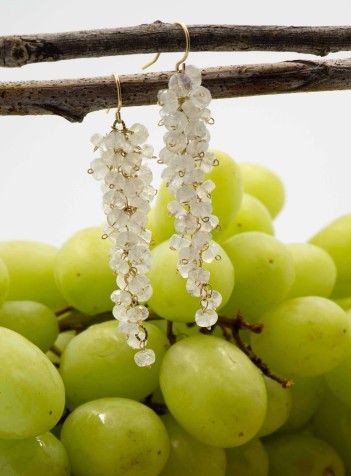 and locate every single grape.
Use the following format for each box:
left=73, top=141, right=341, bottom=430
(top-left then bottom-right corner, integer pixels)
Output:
left=0, top=327, right=65, bottom=439
left=0, top=241, right=65, bottom=310
left=239, top=162, right=285, bottom=218
left=225, top=438, right=269, bottom=476
left=148, top=240, right=234, bottom=322
left=160, top=335, right=267, bottom=447
left=310, top=213, right=351, bottom=298
left=219, top=193, right=274, bottom=243
left=60, top=398, right=170, bottom=476
left=257, top=375, right=292, bottom=437
left=159, top=414, right=226, bottom=476
left=251, top=297, right=351, bottom=377
left=285, top=243, right=337, bottom=299
left=54, top=227, right=115, bottom=314
left=0, top=432, right=70, bottom=475
left=0, top=301, right=59, bottom=352
left=278, top=376, right=326, bottom=433
left=221, top=232, right=295, bottom=321
left=60, top=321, right=169, bottom=408
left=263, top=433, right=345, bottom=476
left=0, top=257, right=10, bottom=305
